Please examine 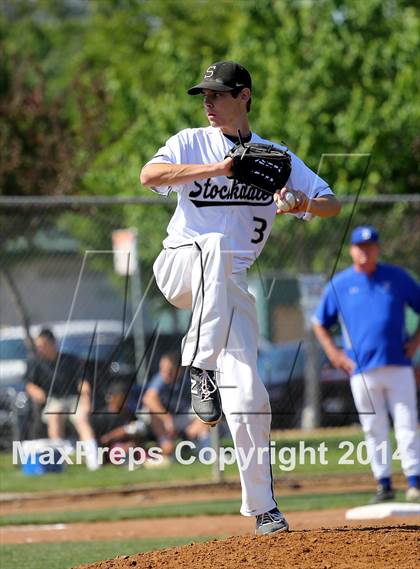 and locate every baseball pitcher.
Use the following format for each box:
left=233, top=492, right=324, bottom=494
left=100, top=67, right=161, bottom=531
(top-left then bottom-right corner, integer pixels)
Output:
left=140, top=60, right=340, bottom=534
